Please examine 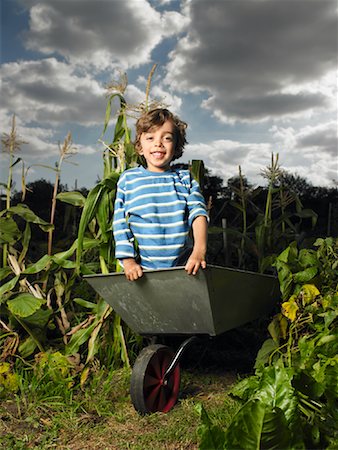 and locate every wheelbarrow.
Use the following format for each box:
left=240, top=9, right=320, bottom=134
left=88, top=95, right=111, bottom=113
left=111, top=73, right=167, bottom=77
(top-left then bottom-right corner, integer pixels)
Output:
left=84, top=265, right=279, bottom=414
